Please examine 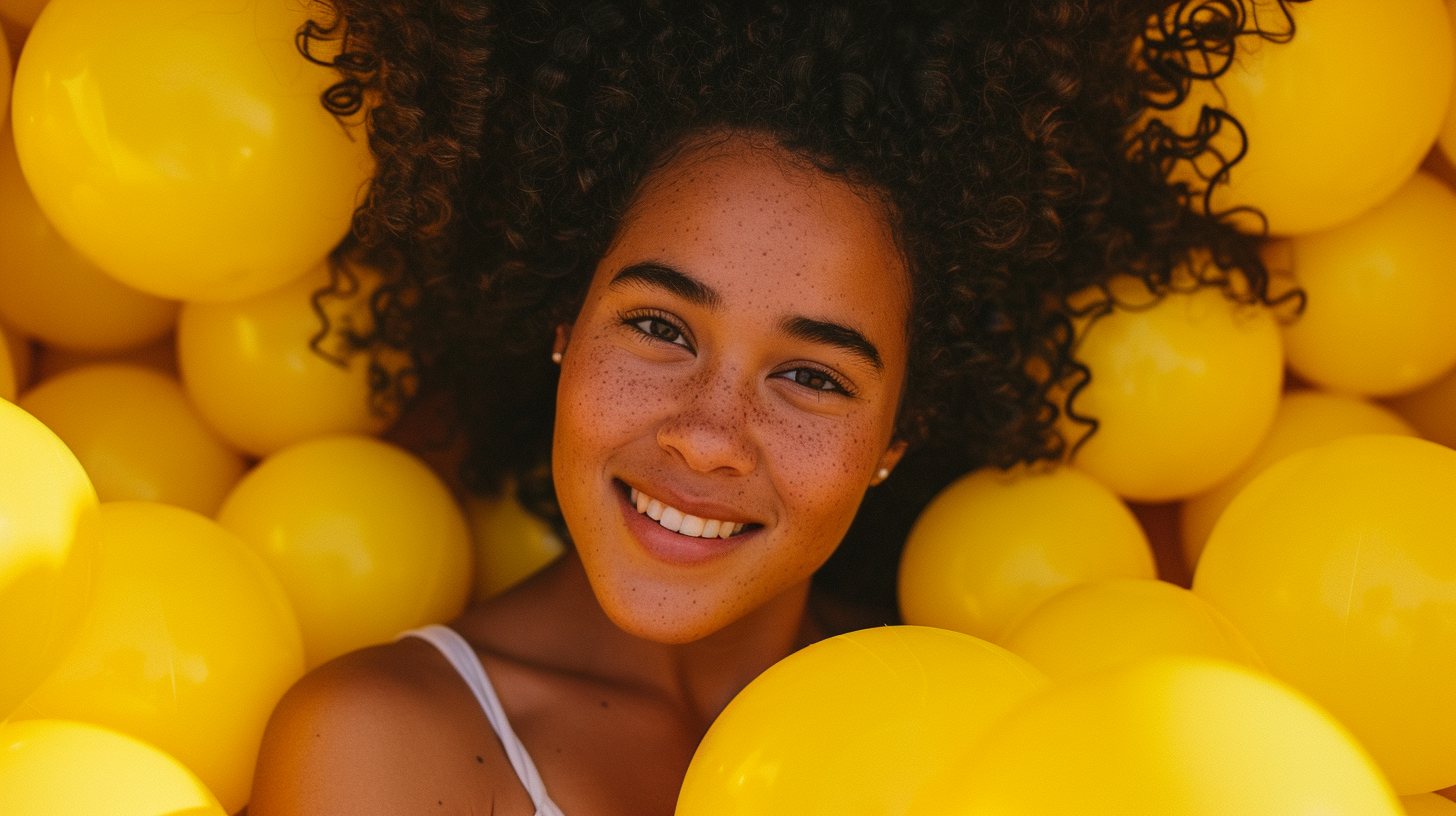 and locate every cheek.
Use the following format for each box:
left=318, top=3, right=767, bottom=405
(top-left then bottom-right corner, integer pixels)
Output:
left=763, top=411, right=884, bottom=554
